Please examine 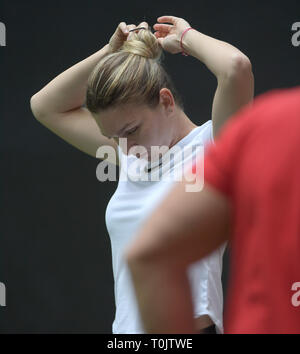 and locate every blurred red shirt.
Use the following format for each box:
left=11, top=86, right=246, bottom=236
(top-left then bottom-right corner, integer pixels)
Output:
left=203, top=86, right=300, bottom=333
